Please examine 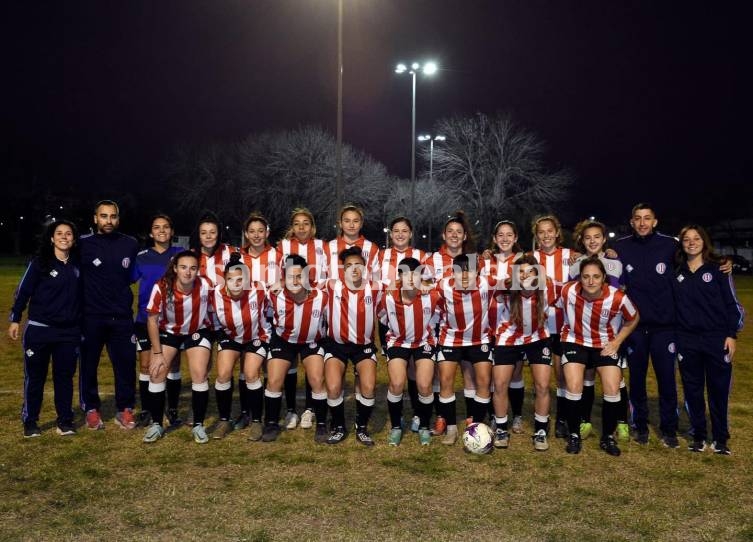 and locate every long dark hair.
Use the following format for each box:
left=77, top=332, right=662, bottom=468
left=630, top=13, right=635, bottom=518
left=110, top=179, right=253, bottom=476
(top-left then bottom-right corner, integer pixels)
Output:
left=157, top=250, right=199, bottom=307
left=190, top=211, right=224, bottom=257
left=508, top=254, right=547, bottom=329
left=675, top=224, right=722, bottom=268
left=242, top=212, right=270, bottom=252
left=443, top=210, right=476, bottom=253
left=38, top=219, right=79, bottom=273
left=487, top=219, right=523, bottom=254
